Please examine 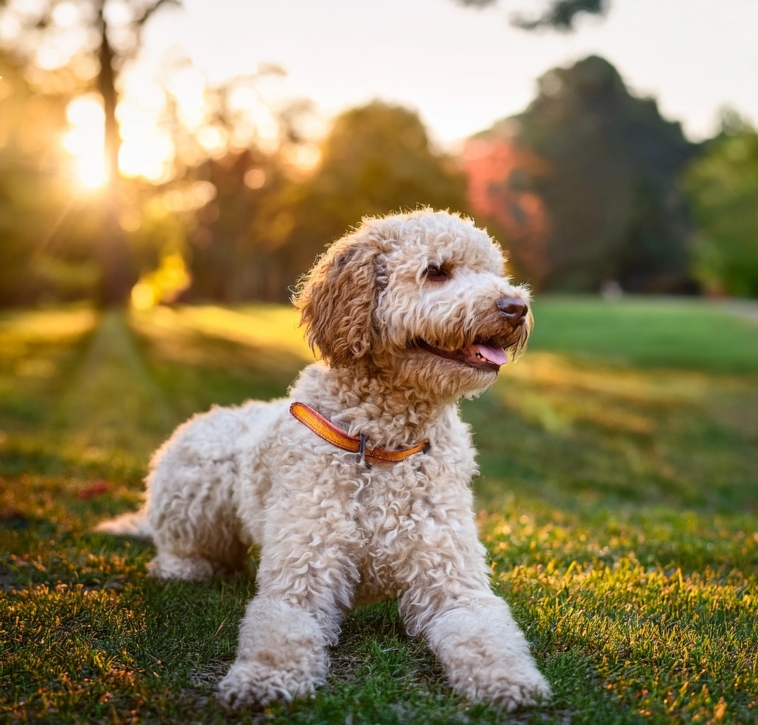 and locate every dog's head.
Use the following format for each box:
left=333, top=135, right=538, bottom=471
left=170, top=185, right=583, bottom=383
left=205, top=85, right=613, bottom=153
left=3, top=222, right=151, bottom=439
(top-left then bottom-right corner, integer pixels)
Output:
left=294, top=209, right=532, bottom=400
